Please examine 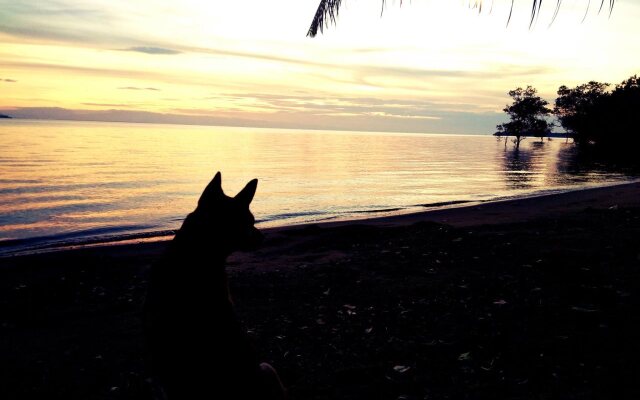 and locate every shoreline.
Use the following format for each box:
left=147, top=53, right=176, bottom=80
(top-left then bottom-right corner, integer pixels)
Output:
left=1, top=177, right=639, bottom=398
left=319, top=179, right=640, bottom=228
left=2, top=179, right=638, bottom=259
